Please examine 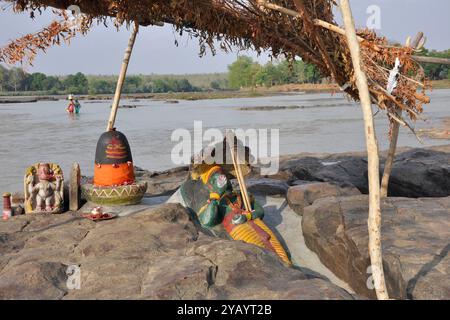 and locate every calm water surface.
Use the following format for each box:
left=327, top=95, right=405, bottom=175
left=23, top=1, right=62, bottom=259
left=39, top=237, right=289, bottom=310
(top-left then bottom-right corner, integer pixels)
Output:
left=1, top=90, right=449, bottom=193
